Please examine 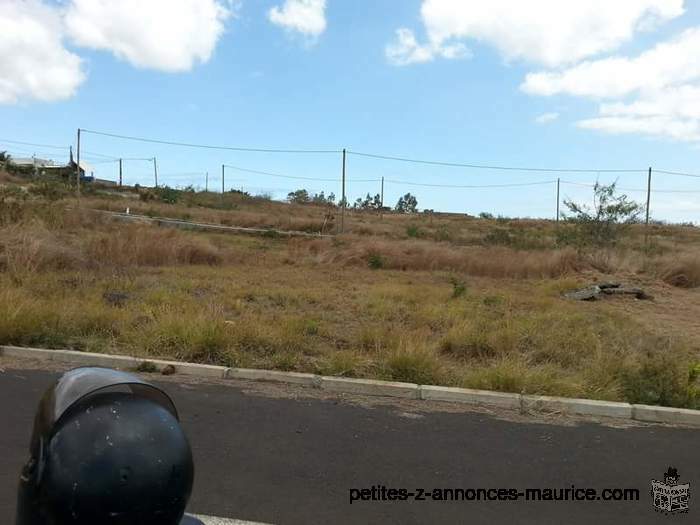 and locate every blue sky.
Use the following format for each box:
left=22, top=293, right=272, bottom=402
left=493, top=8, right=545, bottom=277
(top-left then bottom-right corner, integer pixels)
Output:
left=3, top=0, right=700, bottom=222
